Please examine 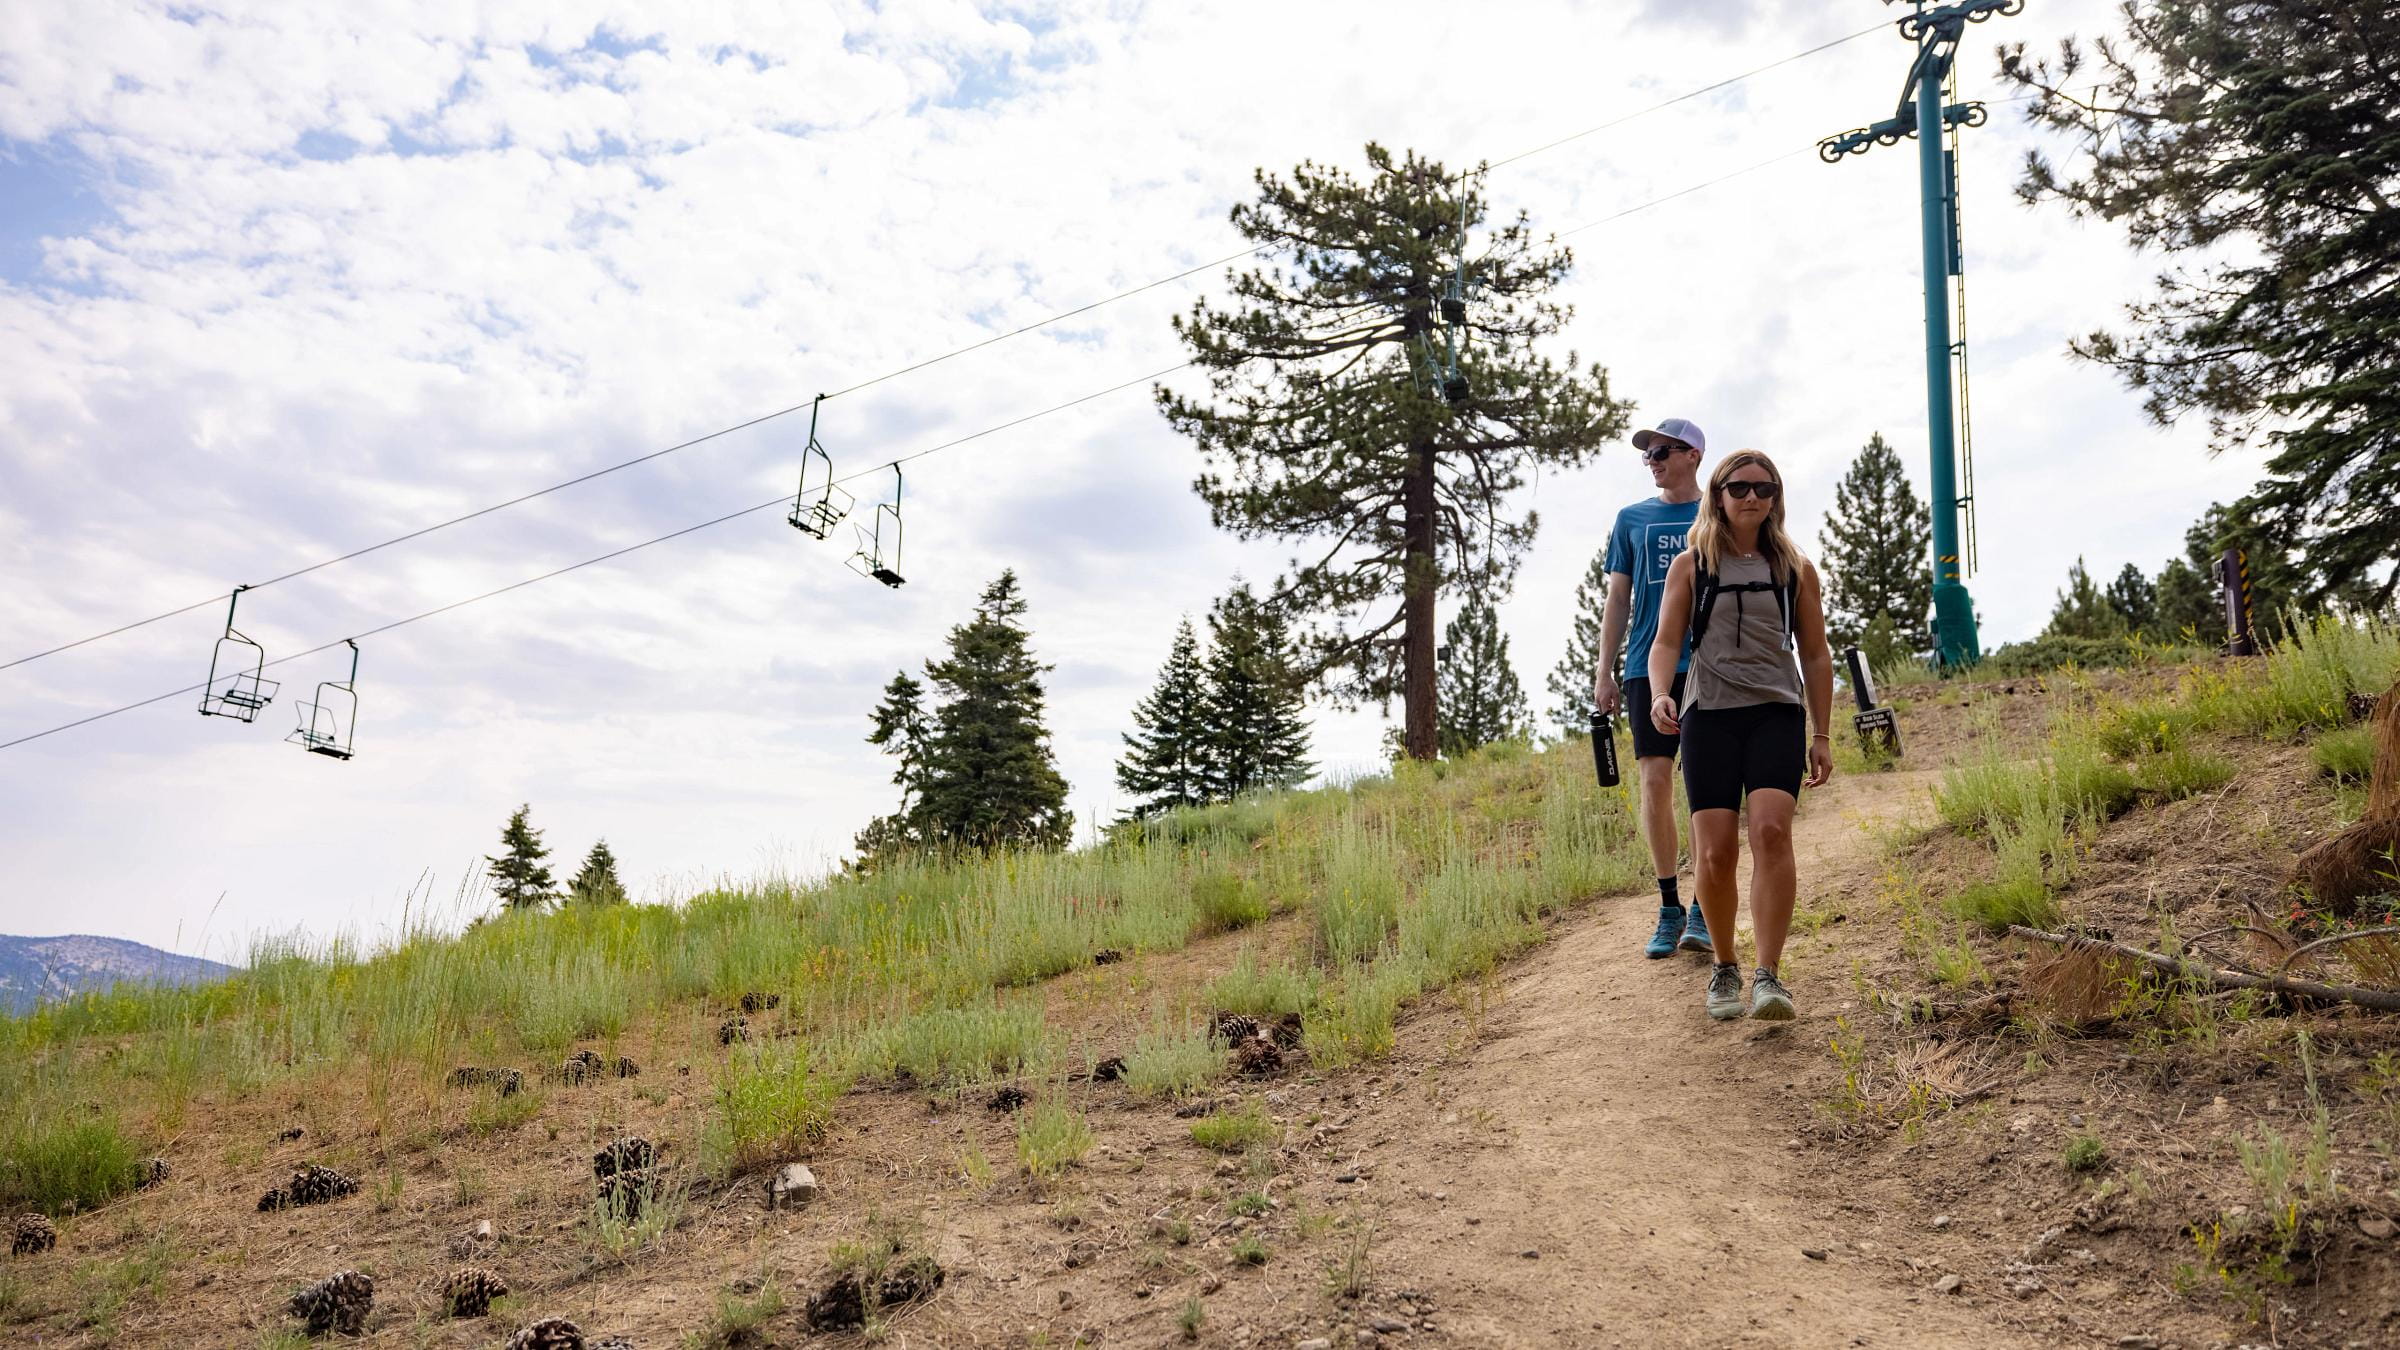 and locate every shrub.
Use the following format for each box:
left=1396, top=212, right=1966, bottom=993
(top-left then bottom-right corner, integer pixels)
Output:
left=0, top=1116, right=143, bottom=1216
left=1232, top=1233, right=1269, bottom=1265
left=2313, top=725, right=2375, bottom=782
left=2064, top=1134, right=2107, bottom=1173
left=1205, top=950, right=1320, bottom=1018
left=850, top=1003, right=1048, bottom=1087
left=1189, top=1100, right=1278, bottom=1154
left=706, top=1043, right=841, bottom=1175
left=1123, top=1015, right=1223, bottom=1100
left=1952, top=875, right=2059, bottom=933
left=2139, top=745, right=2237, bottom=801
